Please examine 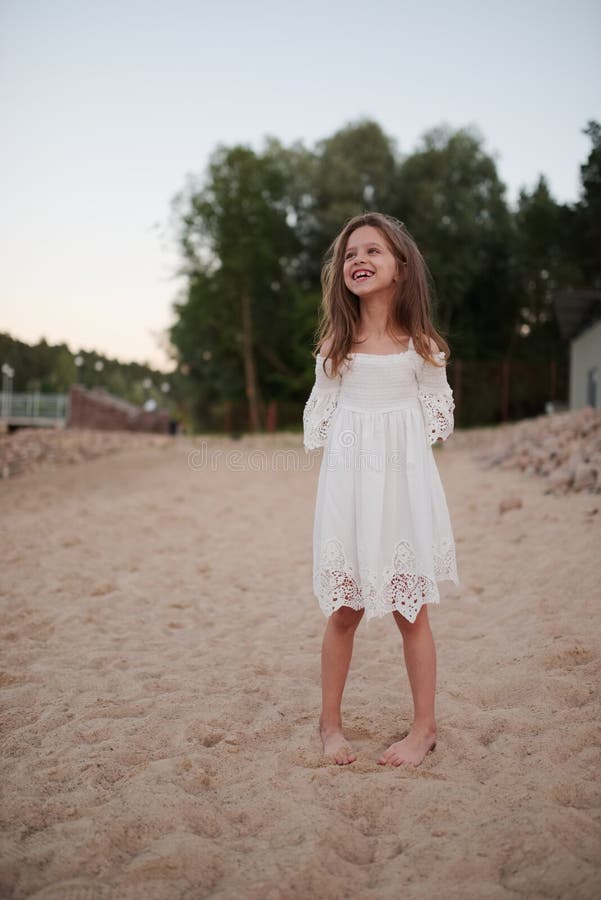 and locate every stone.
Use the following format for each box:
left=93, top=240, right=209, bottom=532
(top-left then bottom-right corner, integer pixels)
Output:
left=573, top=464, right=597, bottom=492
